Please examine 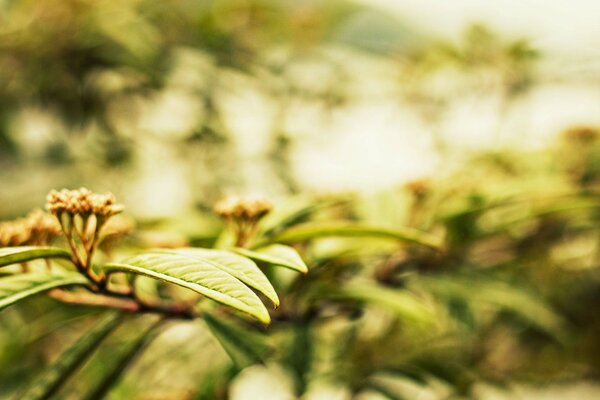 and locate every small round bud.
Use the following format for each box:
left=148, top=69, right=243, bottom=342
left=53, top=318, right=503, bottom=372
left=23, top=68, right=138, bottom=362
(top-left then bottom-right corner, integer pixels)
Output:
left=214, top=195, right=273, bottom=222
